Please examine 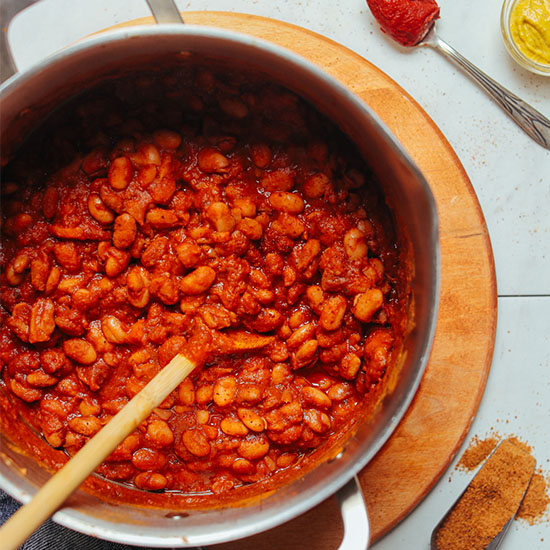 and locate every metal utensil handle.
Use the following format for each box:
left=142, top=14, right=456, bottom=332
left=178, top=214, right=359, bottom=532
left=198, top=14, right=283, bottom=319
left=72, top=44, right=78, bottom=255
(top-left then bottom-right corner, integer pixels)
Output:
left=427, top=34, right=550, bottom=150
left=0, top=0, right=185, bottom=83
left=145, top=0, right=184, bottom=24
left=336, top=476, right=370, bottom=550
